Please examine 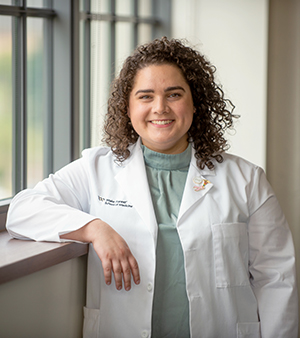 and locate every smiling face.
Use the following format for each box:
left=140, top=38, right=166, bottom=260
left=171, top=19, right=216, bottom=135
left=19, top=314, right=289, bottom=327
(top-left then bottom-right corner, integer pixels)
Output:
left=128, top=64, right=194, bottom=154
